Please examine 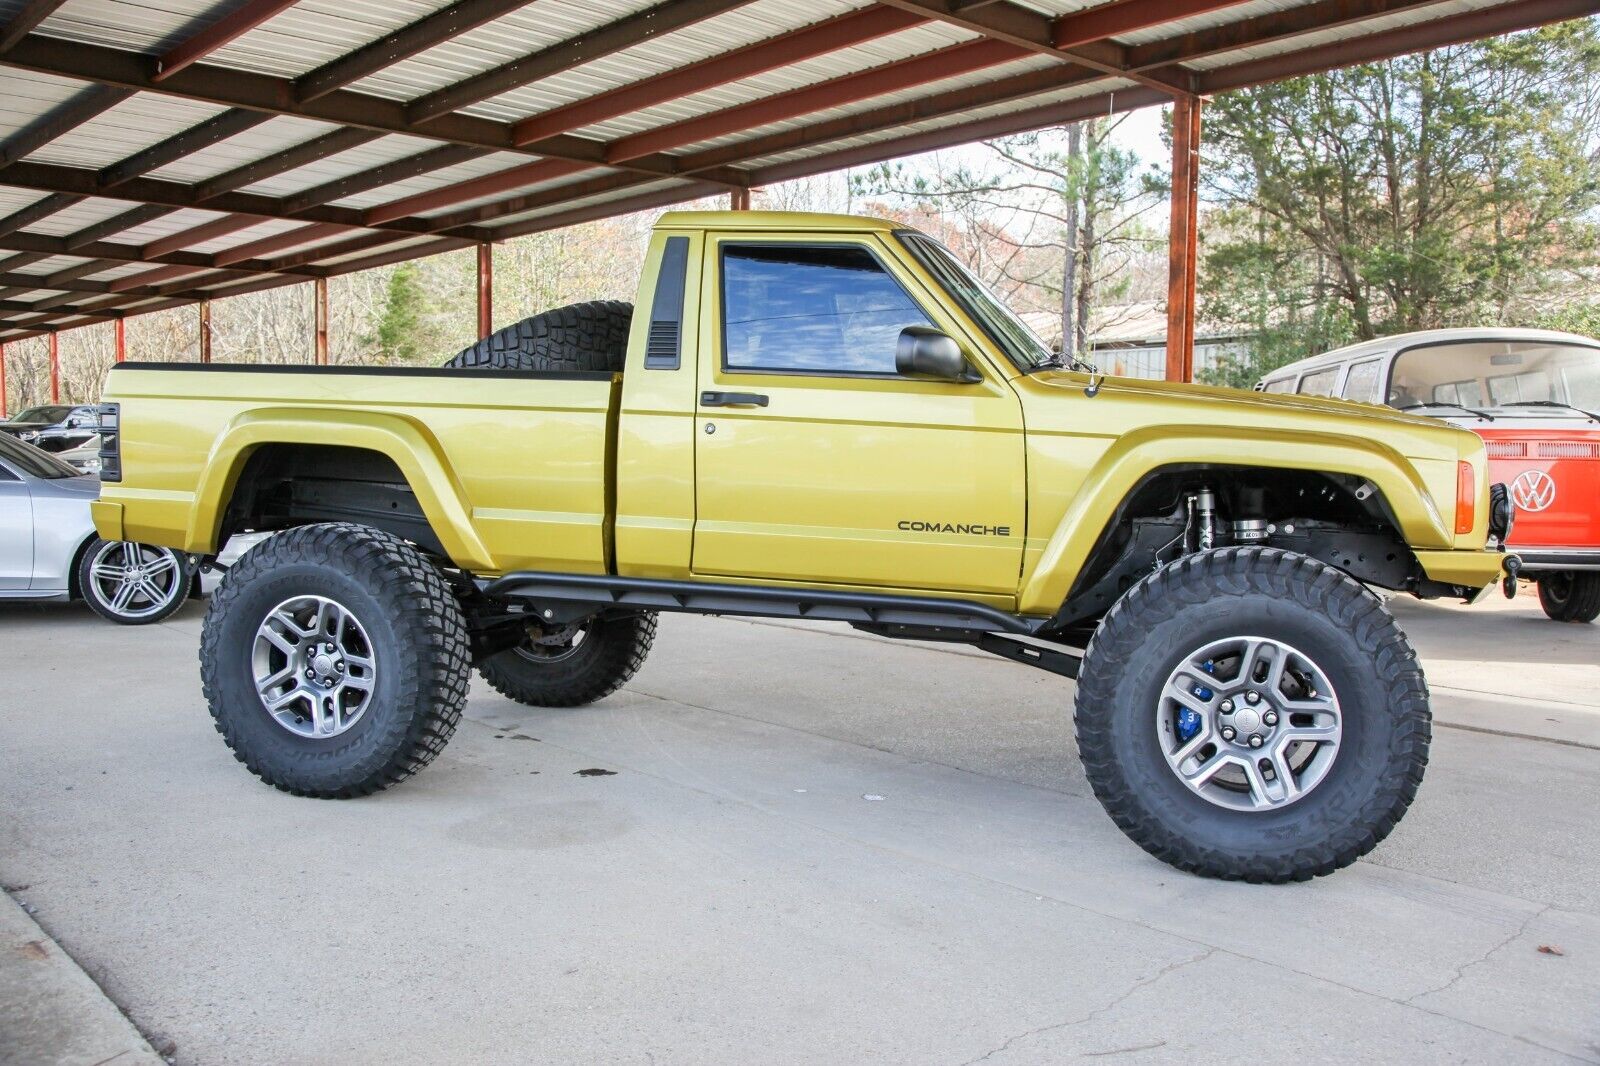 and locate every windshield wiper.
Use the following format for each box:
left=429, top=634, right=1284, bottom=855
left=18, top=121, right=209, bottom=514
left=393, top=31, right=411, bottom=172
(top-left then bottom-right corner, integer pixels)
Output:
left=1500, top=400, right=1600, bottom=423
left=1029, top=351, right=1105, bottom=396
left=1397, top=401, right=1496, bottom=422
